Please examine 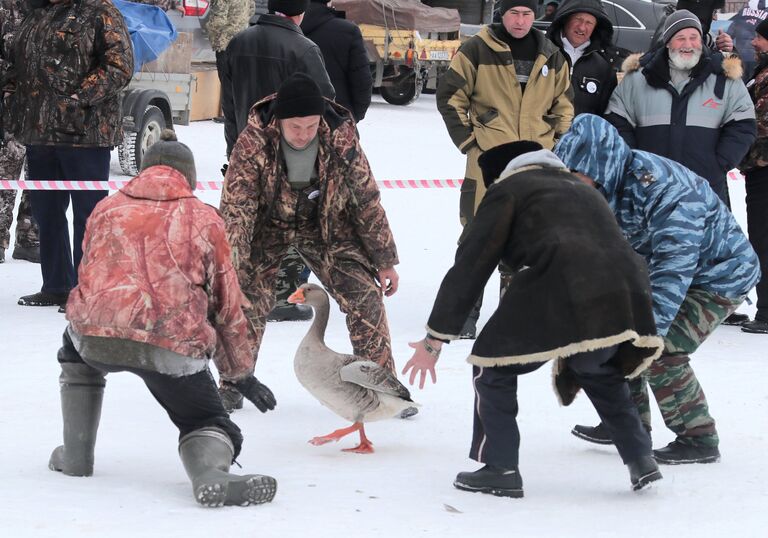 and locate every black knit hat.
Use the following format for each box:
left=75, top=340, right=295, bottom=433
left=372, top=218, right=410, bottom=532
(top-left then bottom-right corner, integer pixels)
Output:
left=757, top=18, right=768, bottom=41
left=496, top=0, right=538, bottom=15
left=275, top=73, right=326, bottom=119
left=268, top=0, right=309, bottom=16
left=140, top=129, right=196, bottom=188
left=478, top=141, right=543, bottom=187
